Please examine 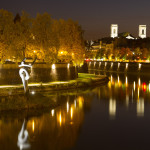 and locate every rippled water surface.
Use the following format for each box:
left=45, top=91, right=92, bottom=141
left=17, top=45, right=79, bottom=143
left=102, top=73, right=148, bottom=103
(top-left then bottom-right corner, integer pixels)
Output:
left=1, top=72, right=150, bottom=150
